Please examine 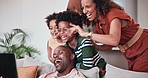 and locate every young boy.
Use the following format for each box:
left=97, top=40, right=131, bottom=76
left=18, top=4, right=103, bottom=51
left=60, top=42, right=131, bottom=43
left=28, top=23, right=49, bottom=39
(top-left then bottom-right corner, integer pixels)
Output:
left=56, top=11, right=106, bottom=76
